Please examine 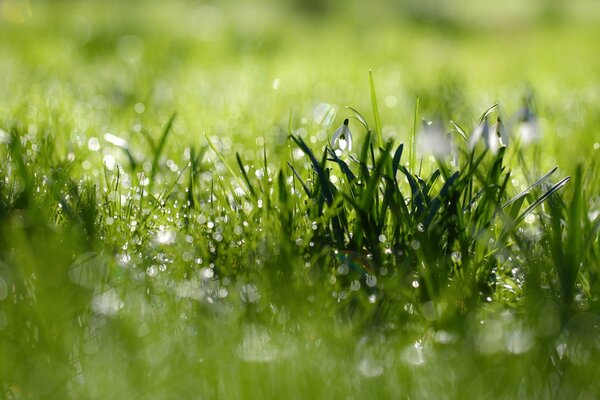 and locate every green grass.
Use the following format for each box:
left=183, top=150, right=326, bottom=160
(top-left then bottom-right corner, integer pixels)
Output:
left=1, top=0, right=600, bottom=398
